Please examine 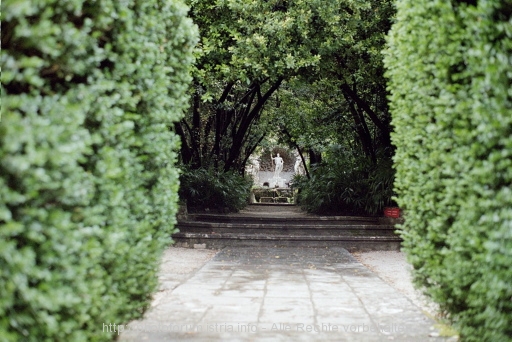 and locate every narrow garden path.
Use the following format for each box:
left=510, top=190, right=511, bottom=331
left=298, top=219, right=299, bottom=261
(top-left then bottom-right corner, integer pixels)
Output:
left=119, top=243, right=453, bottom=341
